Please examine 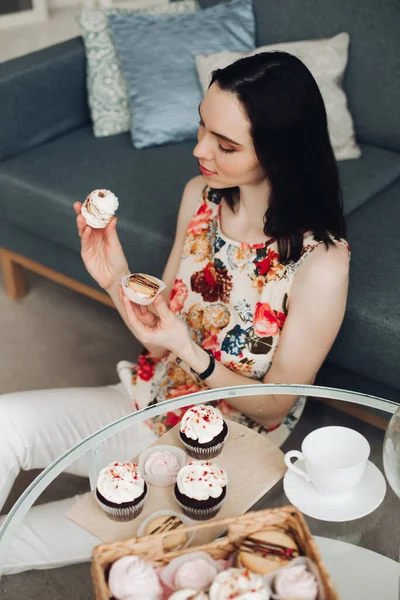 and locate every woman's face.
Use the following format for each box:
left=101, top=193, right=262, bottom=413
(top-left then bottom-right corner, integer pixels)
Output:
left=193, top=82, right=266, bottom=189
